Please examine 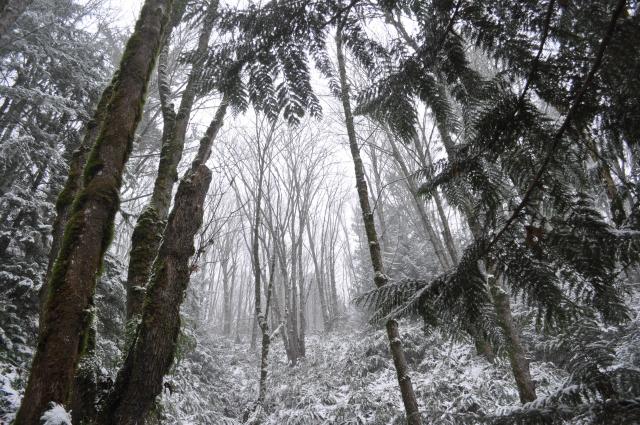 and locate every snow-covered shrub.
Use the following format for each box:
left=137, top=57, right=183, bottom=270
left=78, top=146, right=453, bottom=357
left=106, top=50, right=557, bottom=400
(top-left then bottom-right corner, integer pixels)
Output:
left=40, top=402, right=72, bottom=425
